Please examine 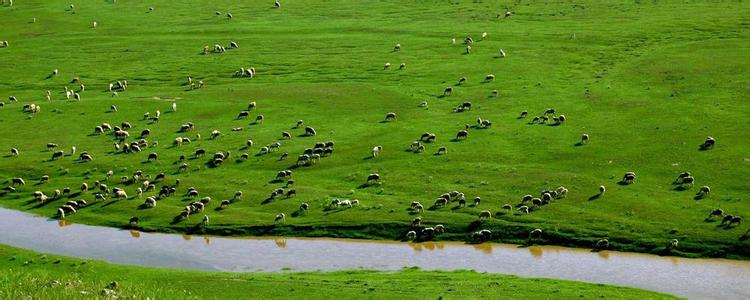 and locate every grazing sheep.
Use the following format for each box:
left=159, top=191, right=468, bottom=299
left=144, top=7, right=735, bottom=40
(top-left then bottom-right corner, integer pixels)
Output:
left=465, top=45, right=471, bottom=54
left=406, top=230, right=417, bottom=240
left=435, top=146, right=447, bottom=155
left=518, top=205, right=529, bottom=214
left=434, top=198, right=448, bottom=208
left=721, top=214, right=734, bottom=225
left=581, top=133, right=589, bottom=144
left=144, top=197, right=157, bottom=208
left=366, top=173, right=380, bottom=184
left=210, top=130, right=222, bottom=139
left=393, top=43, right=401, bottom=51
left=10, top=148, right=19, bottom=156
left=371, top=145, right=382, bottom=158
left=237, top=111, right=250, bottom=119
left=669, top=239, right=679, bottom=249
left=679, top=176, right=695, bottom=188
left=479, top=210, right=492, bottom=219
left=147, top=152, right=158, bottom=161
left=729, top=216, right=742, bottom=226
left=383, top=62, right=391, bottom=70
left=529, top=228, right=543, bottom=240
left=411, top=217, right=422, bottom=226
left=274, top=213, right=286, bottom=224
left=455, top=130, right=468, bottom=140
left=700, top=136, right=716, bottom=150
left=599, top=185, right=606, bottom=194
left=39, top=175, right=49, bottom=184
left=202, top=215, right=210, bottom=226
left=502, top=204, right=513, bottom=211
left=304, top=126, right=317, bottom=136
left=697, top=186, right=711, bottom=197
left=708, top=208, right=724, bottom=219
left=472, top=229, right=492, bottom=242
left=255, top=115, right=264, bottom=124
left=384, top=112, right=397, bottom=121
left=114, top=190, right=127, bottom=199
left=458, top=77, right=467, bottom=85
left=596, top=239, right=610, bottom=249
left=444, top=87, right=453, bottom=96
left=485, top=74, right=495, bottom=81
left=51, top=150, right=64, bottom=160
